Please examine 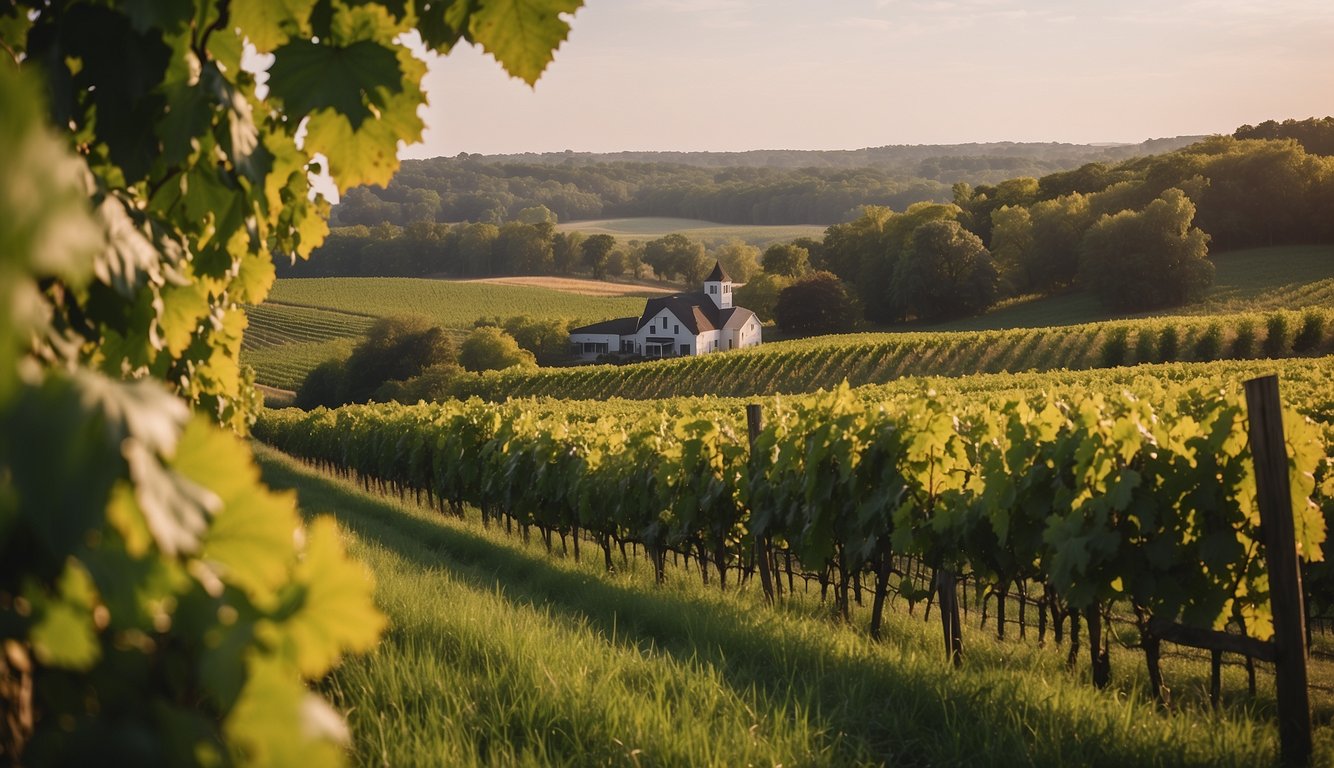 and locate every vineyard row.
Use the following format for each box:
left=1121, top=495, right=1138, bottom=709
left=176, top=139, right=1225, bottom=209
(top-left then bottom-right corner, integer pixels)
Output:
left=255, top=367, right=1332, bottom=703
